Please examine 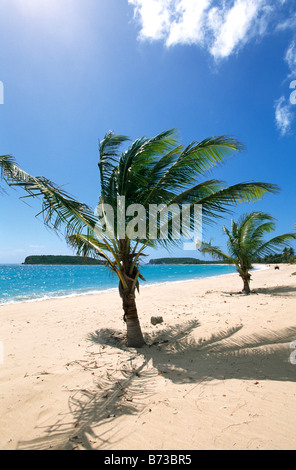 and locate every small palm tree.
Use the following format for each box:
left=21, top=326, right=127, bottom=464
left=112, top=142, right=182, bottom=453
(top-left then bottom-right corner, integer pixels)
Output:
left=283, top=247, right=289, bottom=262
left=1, top=130, right=279, bottom=346
left=288, top=247, right=295, bottom=262
left=201, top=211, right=296, bottom=295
